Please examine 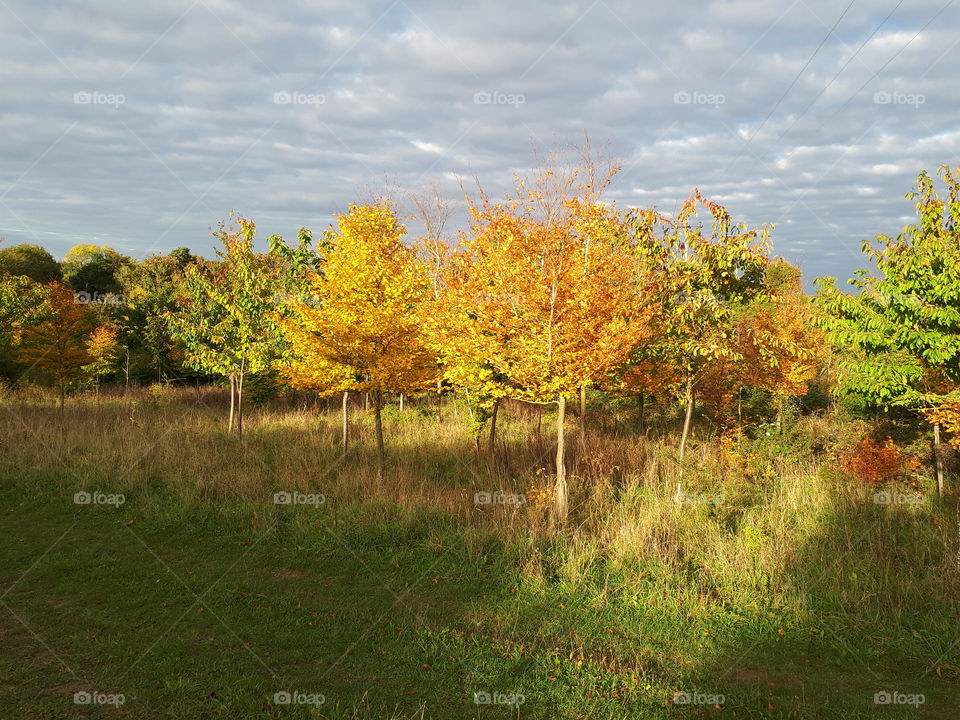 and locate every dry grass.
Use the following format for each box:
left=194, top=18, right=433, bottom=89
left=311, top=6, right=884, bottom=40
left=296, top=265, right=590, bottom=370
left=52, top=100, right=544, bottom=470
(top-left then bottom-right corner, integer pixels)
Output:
left=2, top=384, right=959, bottom=626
